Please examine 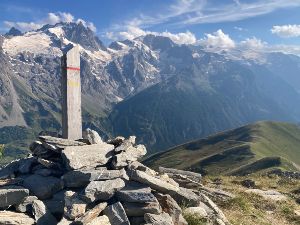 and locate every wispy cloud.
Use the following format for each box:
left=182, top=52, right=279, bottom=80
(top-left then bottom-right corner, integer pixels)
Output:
left=3, top=12, right=96, bottom=32
left=234, top=26, right=246, bottom=31
left=110, top=0, right=300, bottom=31
left=271, top=24, right=300, bottom=38
left=178, top=0, right=300, bottom=26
